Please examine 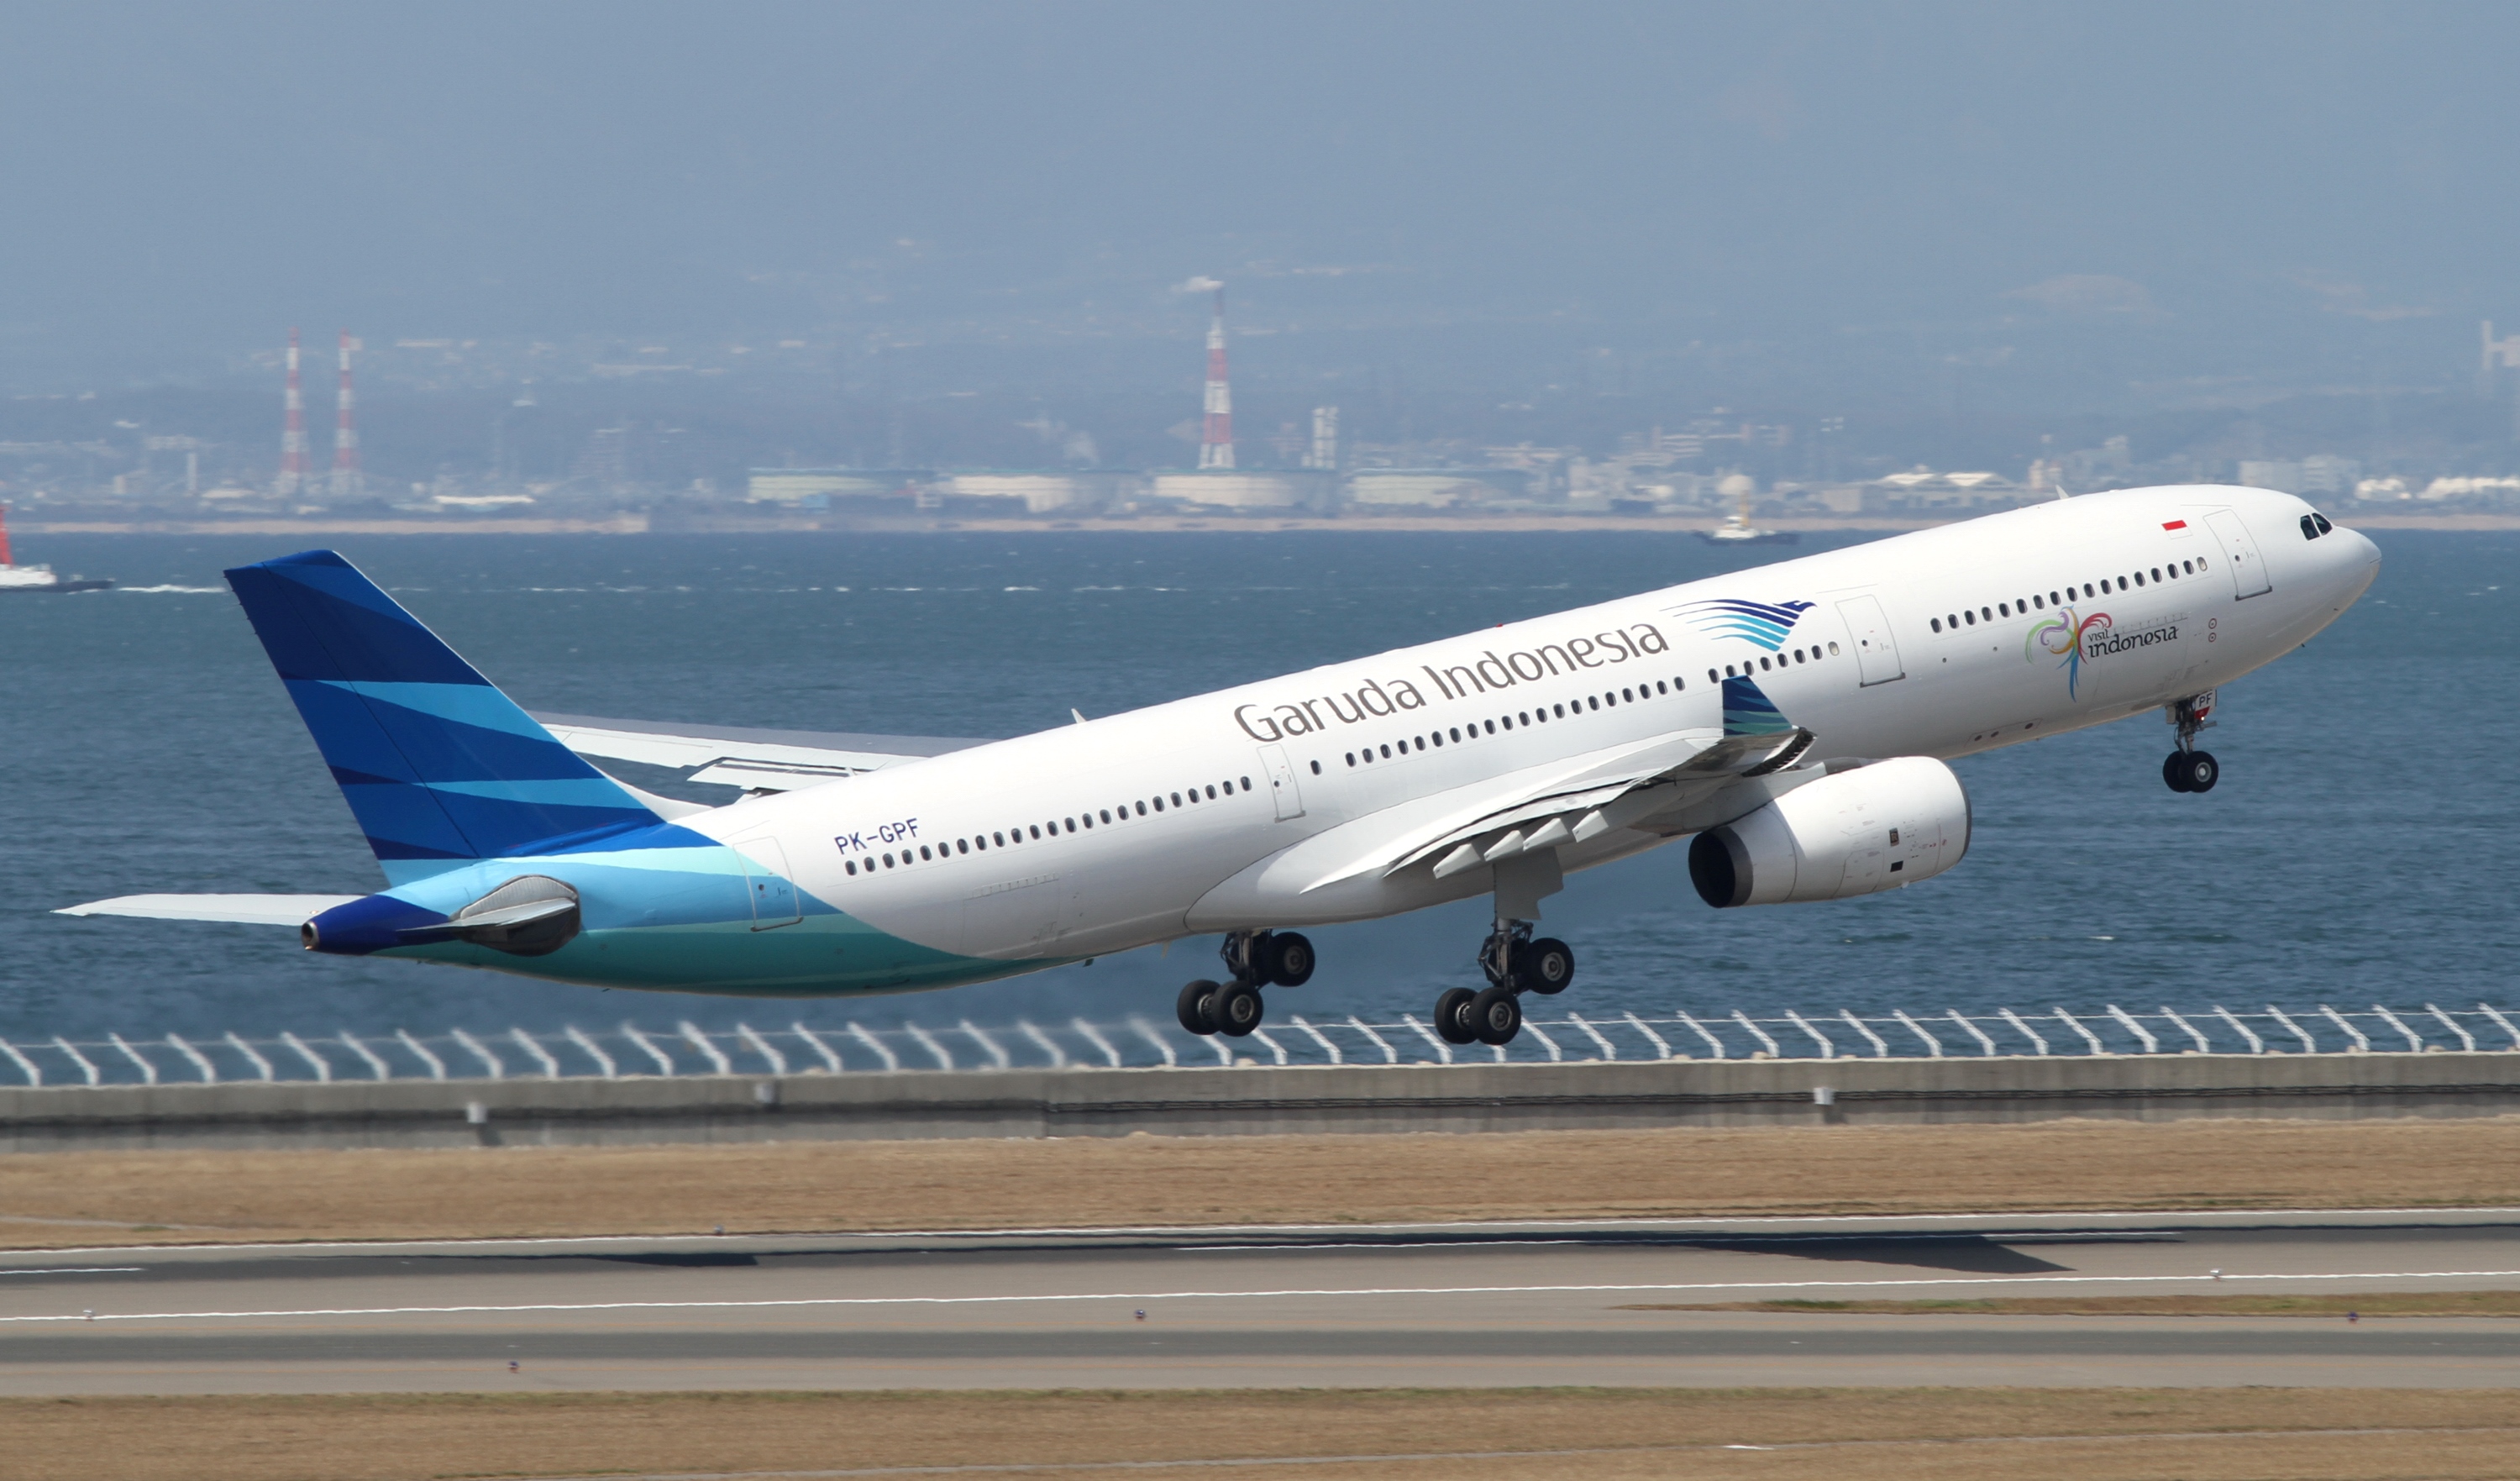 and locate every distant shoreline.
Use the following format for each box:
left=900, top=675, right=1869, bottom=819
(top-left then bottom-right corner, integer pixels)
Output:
left=16, top=511, right=2518, bottom=536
